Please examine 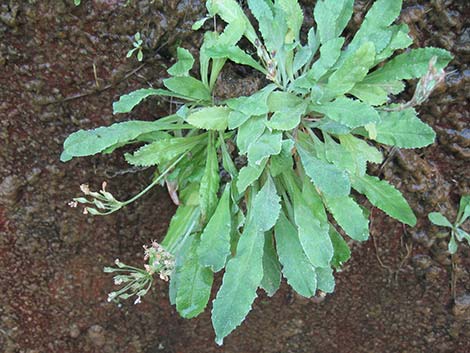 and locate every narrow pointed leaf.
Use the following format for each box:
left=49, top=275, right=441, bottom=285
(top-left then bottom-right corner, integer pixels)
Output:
left=428, top=212, right=453, bottom=228
left=351, top=174, right=416, bottom=226
left=275, top=213, right=317, bottom=297
left=211, top=221, right=264, bottom=345
left=252, top=176, right=281, bottom=232
left=330, top=227, right=351, bottom=268
left=198, top=186, right=232, bottom=272
left=260, top=232, right=281, bottom=297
